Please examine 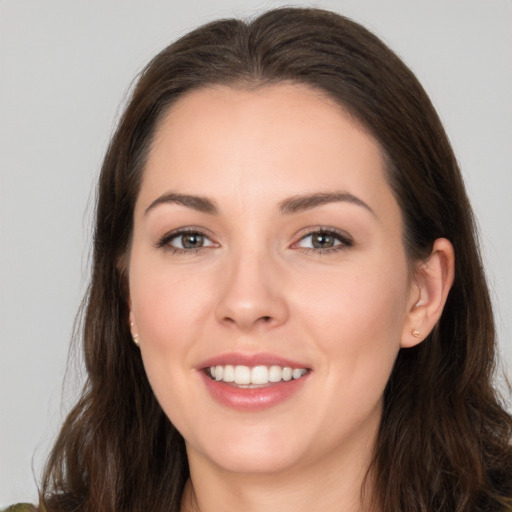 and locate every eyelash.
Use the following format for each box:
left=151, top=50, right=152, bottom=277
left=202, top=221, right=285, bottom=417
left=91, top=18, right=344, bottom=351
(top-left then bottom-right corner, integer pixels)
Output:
left=156, top=228, right=215, bottom=254
left=293, top=227, right=353, bottom=254
left=156, top=227, right=353, bottom=255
